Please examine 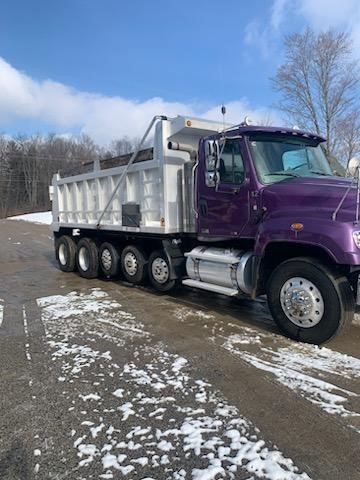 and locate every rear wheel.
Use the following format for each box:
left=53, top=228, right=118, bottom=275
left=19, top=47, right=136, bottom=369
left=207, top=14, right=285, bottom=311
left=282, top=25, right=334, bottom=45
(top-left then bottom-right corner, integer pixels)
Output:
left=148, top=250, right=177, bottom=292
left=99, top=242, right=121, bottom=278
left=76, top=238, right=99, bottom=279
left=121, top=245, right=147, bottom=284
left=267, top=257, right=354, bottom=344
left=55, top=235, right=76, bottom=272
